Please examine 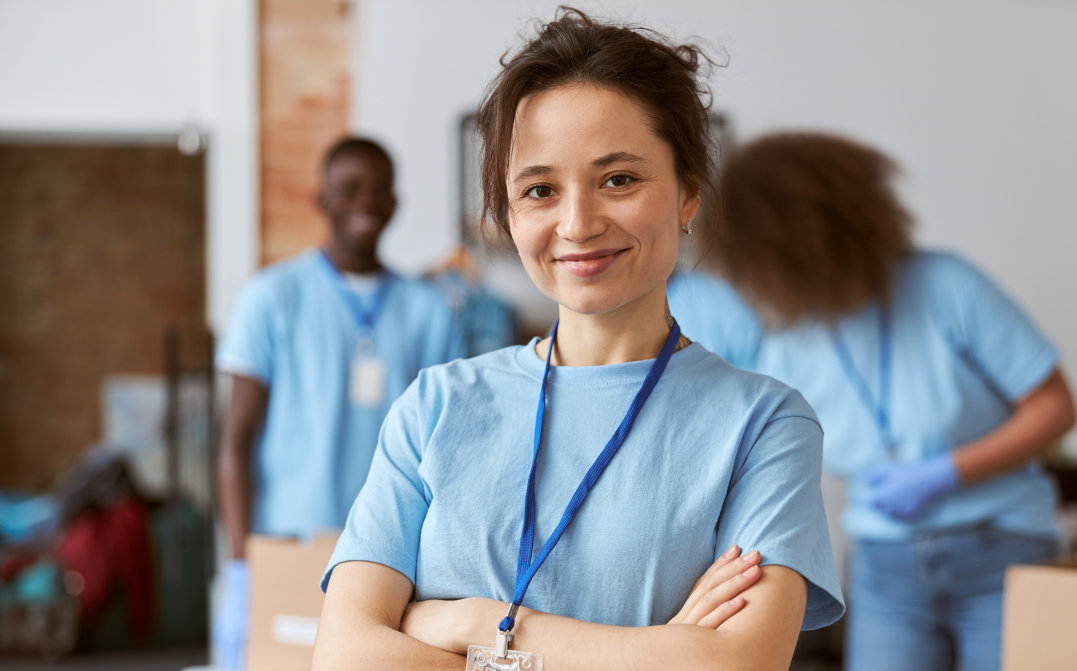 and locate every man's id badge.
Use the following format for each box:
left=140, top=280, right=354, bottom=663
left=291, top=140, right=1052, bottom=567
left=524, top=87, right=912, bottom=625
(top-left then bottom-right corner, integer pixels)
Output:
left=350, top=340, right=386, bottom=407
left=465, top=645, right=542, bottom=670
